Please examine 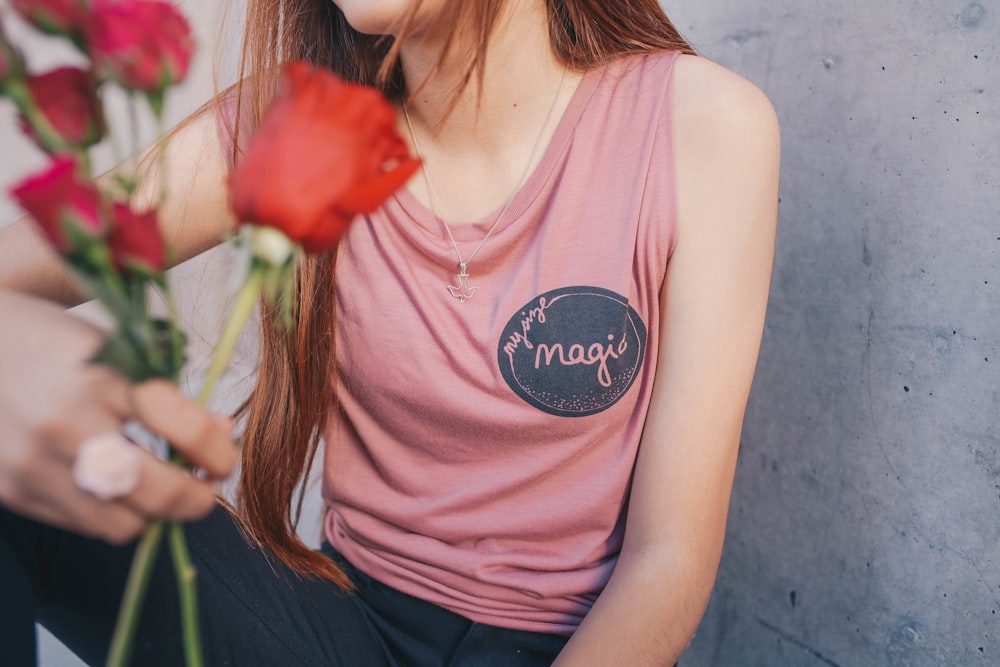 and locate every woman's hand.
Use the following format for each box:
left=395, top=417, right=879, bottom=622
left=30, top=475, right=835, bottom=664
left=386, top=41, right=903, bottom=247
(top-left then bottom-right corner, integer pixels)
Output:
left=0, top=289, right=237, bottom=544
